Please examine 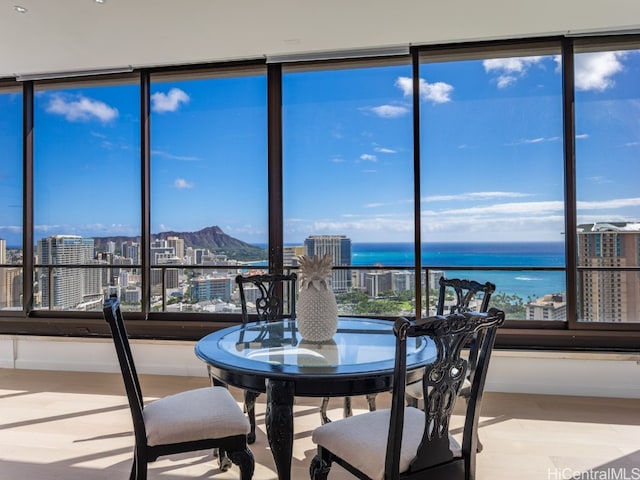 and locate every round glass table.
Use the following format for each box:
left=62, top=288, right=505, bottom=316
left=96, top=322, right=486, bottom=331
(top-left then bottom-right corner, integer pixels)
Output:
left=195, top=317, right=436, bottom=480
